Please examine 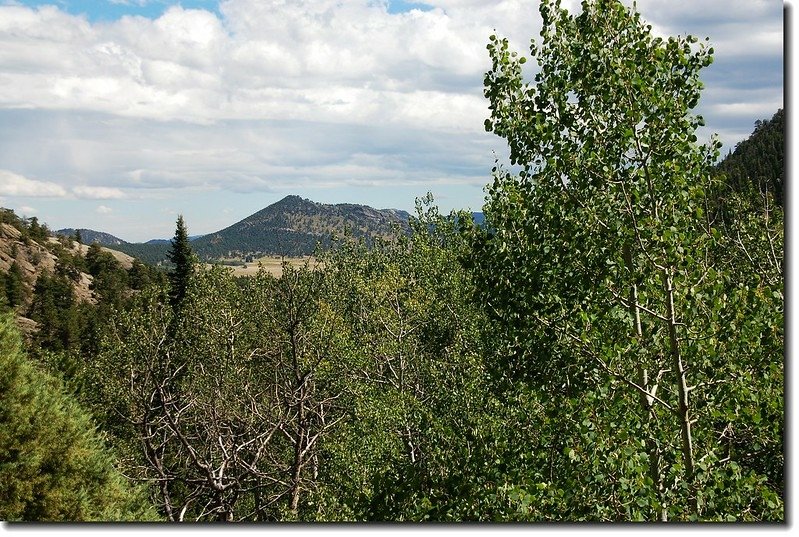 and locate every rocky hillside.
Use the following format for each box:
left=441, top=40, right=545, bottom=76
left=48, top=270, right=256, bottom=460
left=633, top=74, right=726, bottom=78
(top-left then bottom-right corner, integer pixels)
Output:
left=1, top=210, right=138, bottom=336
left=1, top=223, right=93, bottom=305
